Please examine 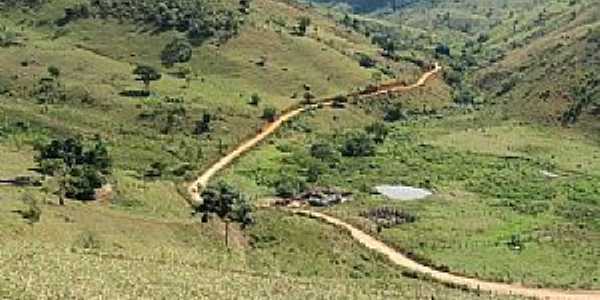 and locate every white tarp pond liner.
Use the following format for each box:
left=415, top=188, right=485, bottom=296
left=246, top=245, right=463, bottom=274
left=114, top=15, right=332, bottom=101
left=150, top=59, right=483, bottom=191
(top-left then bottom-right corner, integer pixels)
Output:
left=375, top=185, right=433, bottom=201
